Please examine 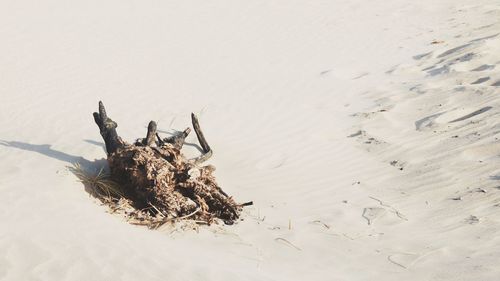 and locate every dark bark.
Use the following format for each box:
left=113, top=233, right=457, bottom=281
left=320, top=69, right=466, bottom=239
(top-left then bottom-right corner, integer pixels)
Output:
left=190, top=113, right=213, bottom=164
left=91, top=101, right=250, bottom=226
left=93, top=101, right=125, bottom=155
left=191, top=113, right=211, bottom=153
left=162, top=127, right=191, bottom=150
left=144, top=121, right=157, bottom=146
